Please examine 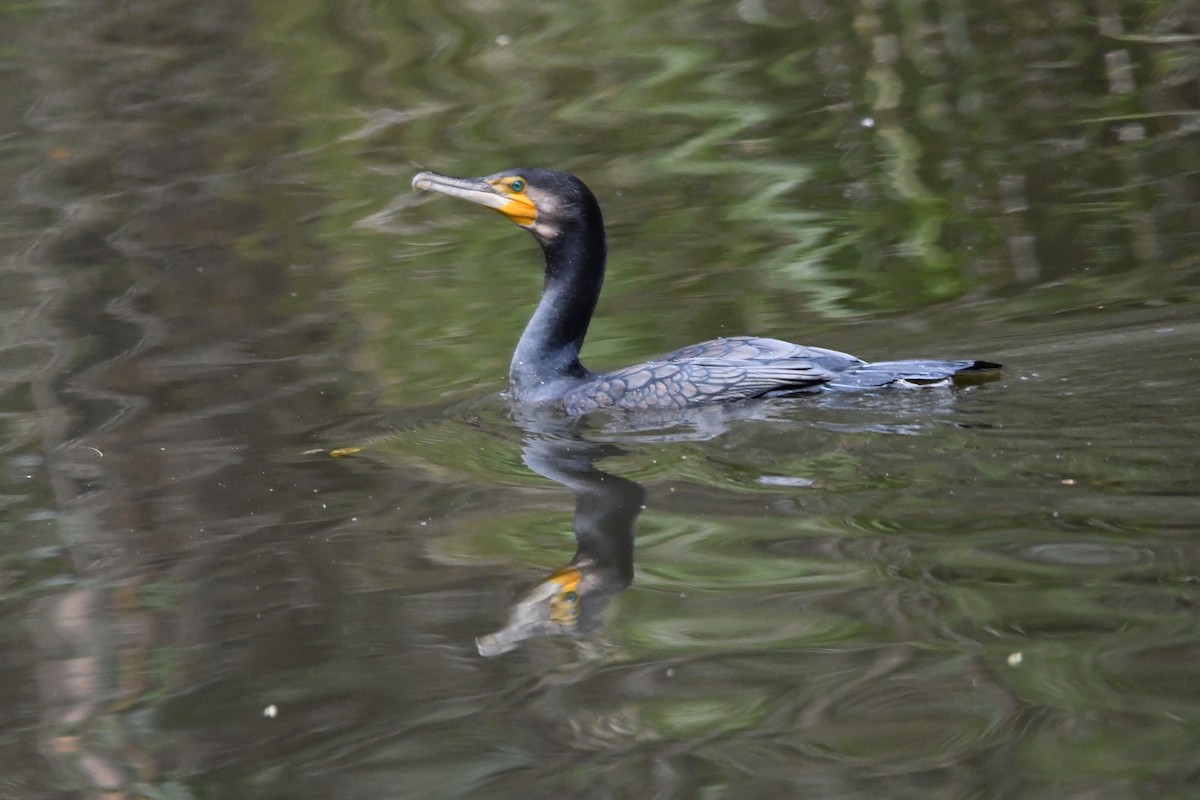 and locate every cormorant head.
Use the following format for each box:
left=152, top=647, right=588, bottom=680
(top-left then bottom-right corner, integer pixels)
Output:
left=412, top=167, right=601, bottom=244
left=474, top=564, right=584, bottom=657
